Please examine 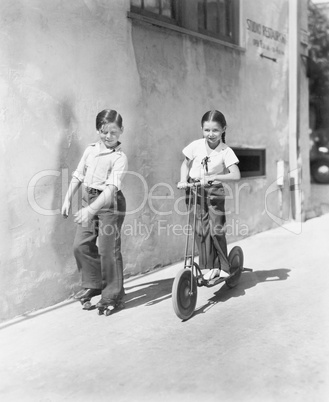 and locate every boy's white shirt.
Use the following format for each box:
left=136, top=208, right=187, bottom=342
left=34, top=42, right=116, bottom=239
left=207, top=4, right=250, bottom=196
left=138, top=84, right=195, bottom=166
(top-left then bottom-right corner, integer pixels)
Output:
left=73, top=141, right=128, bottom=191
